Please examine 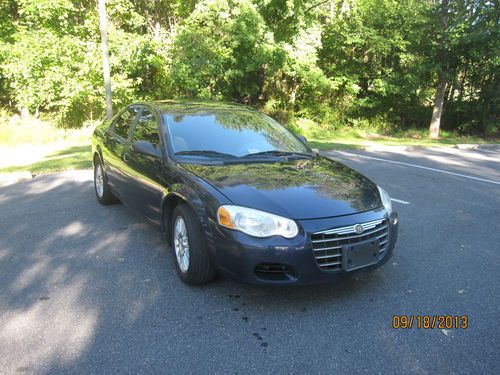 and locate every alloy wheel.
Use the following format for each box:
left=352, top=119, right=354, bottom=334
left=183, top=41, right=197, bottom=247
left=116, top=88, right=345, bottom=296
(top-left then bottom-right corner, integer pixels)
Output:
left=174, top=216, right=190, bottom=273
left=95, top=164, right=104, bottom=198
